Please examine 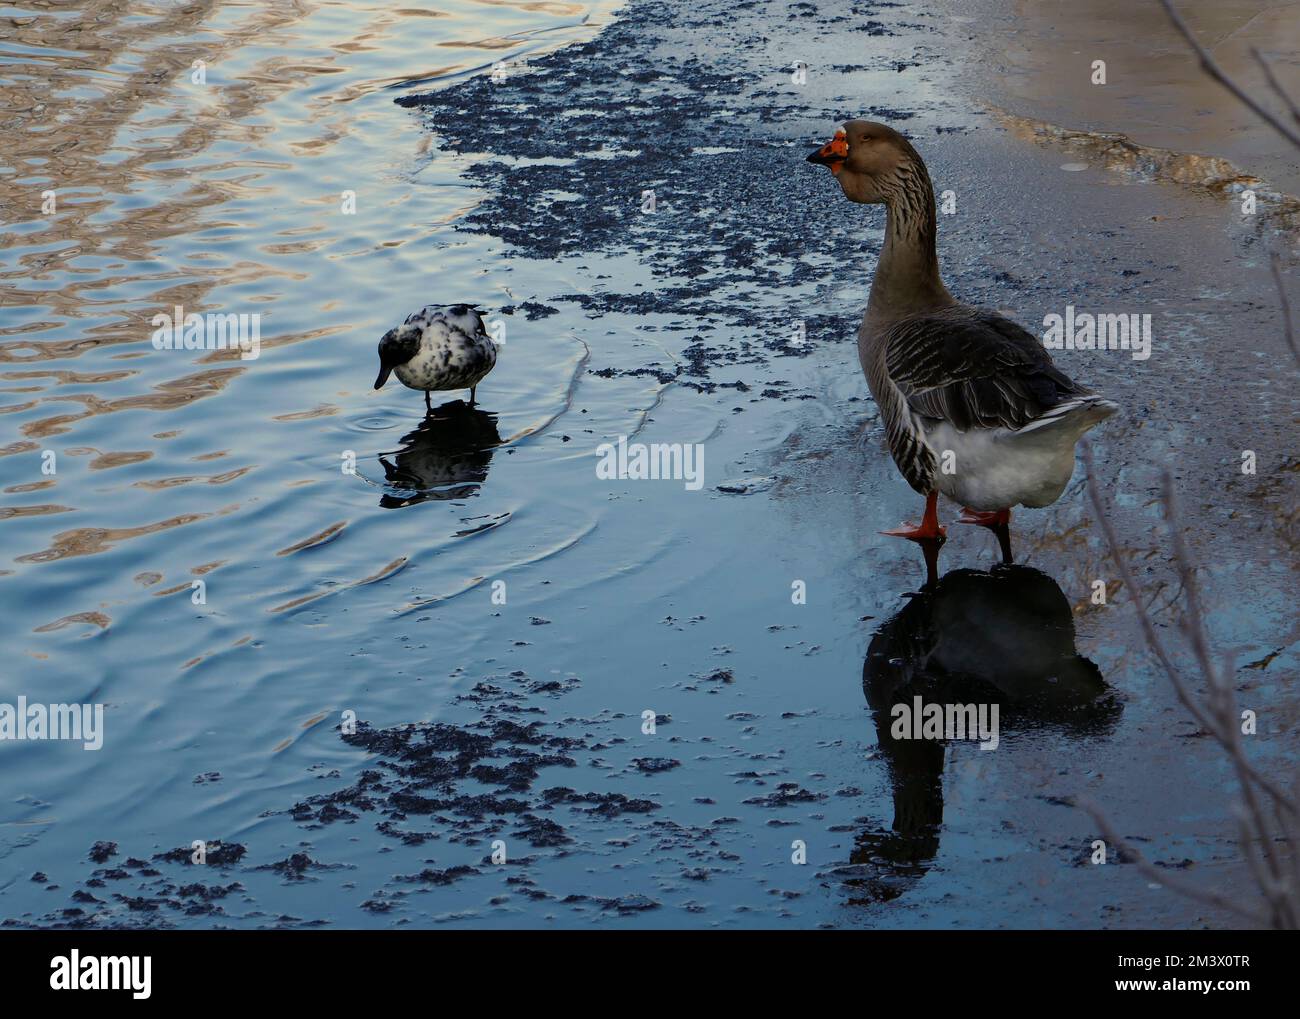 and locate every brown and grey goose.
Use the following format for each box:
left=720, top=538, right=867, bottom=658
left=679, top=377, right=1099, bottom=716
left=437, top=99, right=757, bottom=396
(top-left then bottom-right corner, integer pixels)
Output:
left=807, top=121, right=1117, bottom=573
